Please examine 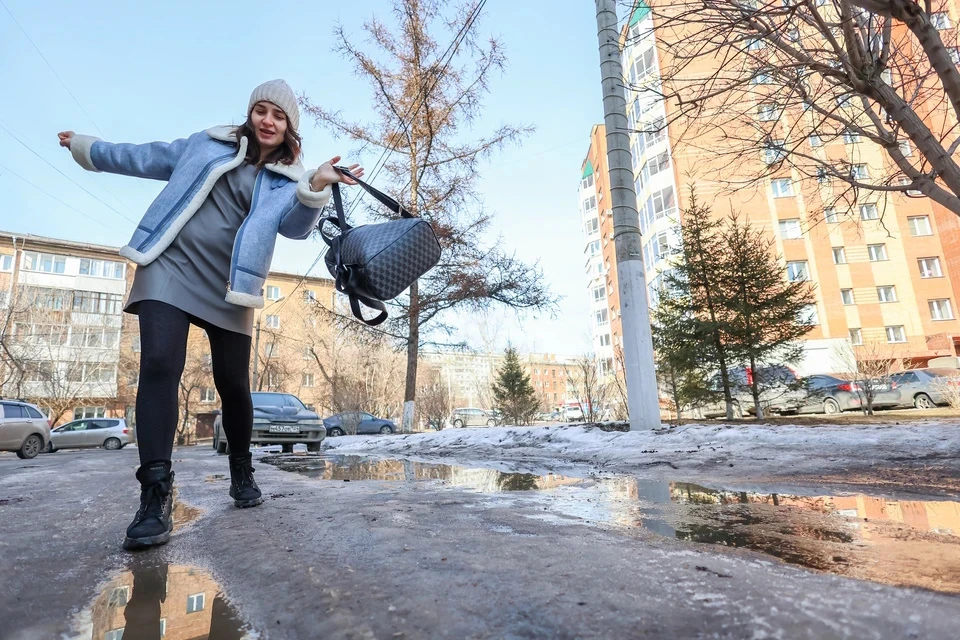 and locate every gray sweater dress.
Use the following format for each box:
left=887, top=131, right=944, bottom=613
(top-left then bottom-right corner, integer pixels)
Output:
left=125, top=163, right=258, bottom=336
